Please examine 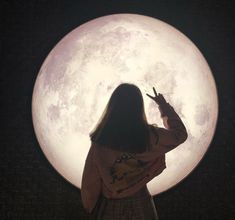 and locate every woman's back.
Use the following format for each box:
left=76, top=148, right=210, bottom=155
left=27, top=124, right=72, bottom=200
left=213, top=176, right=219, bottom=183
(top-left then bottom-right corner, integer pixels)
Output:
left=91, top=124, right=160, bottom=219
left=92, top=124, right=166, bottom=199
